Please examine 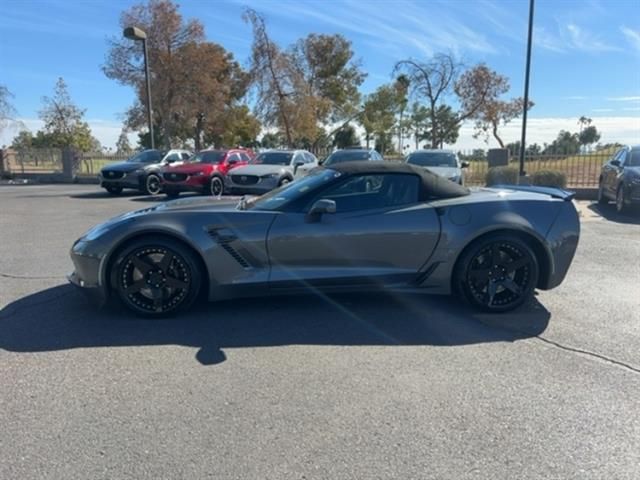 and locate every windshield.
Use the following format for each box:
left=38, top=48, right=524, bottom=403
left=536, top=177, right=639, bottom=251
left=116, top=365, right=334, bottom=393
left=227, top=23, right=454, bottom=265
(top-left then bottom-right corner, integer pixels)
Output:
left=127, top=150, right=166, bottom=163
left=244, top=169, right=340, bottom=211
left=407, top=152, right=457, bottom=168
left=189, top=151, right=225, bottom=164
left=324, top=150, right=371, bottom=166
left=252, top=152, right=293, bottom=165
